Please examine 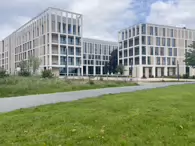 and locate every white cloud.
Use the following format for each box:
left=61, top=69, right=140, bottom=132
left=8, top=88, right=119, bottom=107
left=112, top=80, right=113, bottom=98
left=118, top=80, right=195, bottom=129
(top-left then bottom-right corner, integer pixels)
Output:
left=147, top=0, right=195, bottom=29
left=0, top=0, right=136, bottom=41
